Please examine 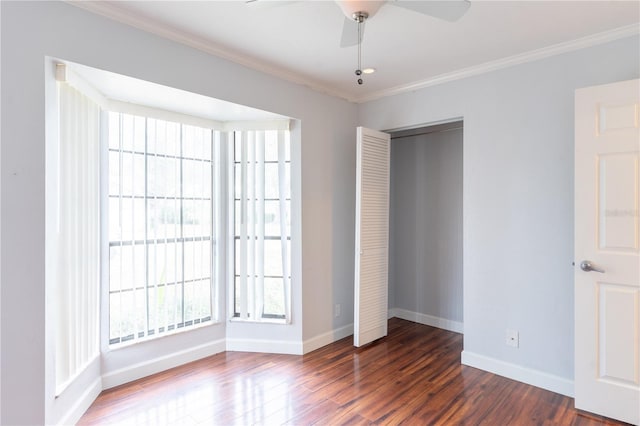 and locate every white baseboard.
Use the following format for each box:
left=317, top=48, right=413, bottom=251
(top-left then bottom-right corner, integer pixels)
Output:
left=102, top=339, right=226, bottom=389
left=226, top=338, right=303, bottom=355
left=303, top=323, right=354, bottom=354
left=461, top=350, right=574, bottom=397
left=392, top=308, right=464, bottom=334
left=57, top=376, right=102, bottom=426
